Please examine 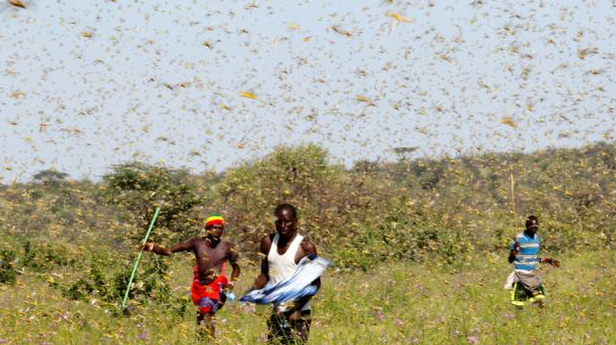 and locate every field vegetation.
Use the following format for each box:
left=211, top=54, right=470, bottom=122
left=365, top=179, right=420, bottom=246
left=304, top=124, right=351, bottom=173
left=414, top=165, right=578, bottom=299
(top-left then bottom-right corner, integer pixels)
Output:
left=1, top=142, right=616, bottom=344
